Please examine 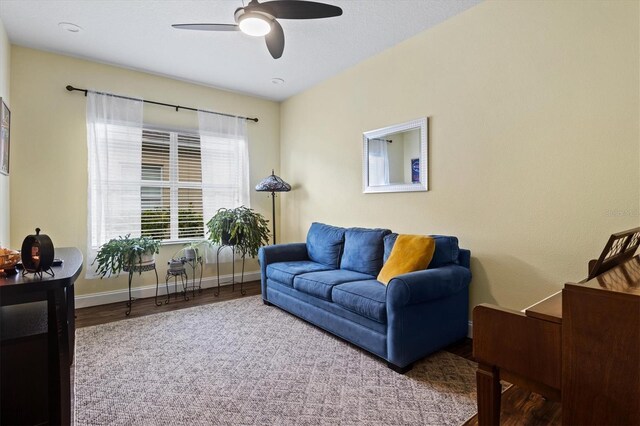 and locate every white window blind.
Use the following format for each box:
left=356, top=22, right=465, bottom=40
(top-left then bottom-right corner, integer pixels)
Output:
left=141, top=164, right=163, bottom=209
left=140, top=129, right=204, bottom=241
